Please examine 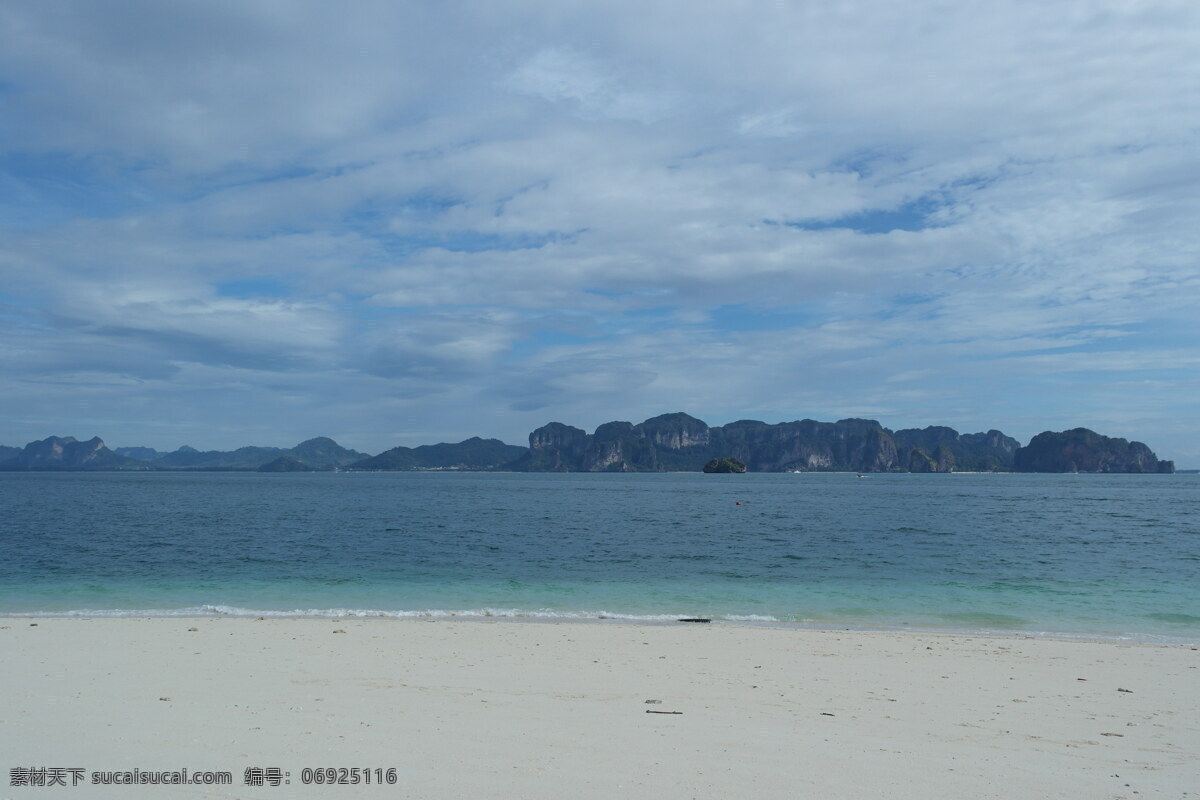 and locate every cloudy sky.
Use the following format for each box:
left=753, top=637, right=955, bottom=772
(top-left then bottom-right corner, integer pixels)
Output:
left=1, top=1, right=1197, bottom=464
